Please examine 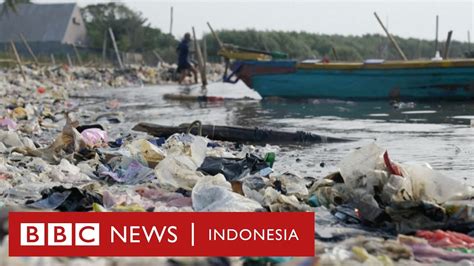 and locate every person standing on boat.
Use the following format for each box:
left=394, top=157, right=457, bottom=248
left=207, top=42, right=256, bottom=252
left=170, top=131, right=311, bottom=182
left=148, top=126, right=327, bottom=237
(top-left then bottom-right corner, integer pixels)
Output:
left=177, top=33, right=198, bottom=84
